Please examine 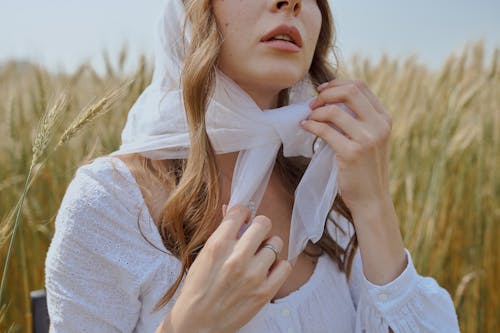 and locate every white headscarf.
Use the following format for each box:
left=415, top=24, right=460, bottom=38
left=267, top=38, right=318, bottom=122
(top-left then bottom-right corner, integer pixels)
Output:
left=111, top=0, right=341, bottom=265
